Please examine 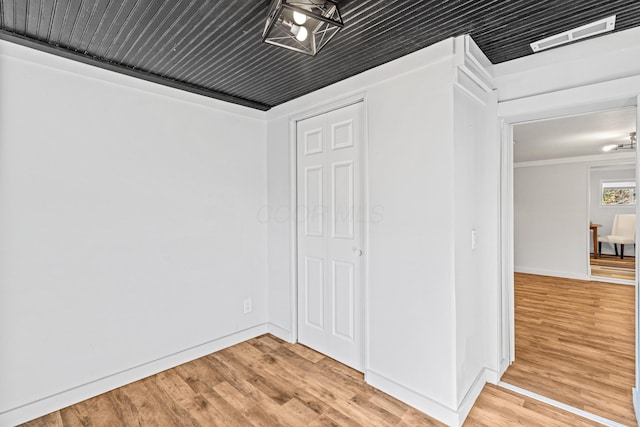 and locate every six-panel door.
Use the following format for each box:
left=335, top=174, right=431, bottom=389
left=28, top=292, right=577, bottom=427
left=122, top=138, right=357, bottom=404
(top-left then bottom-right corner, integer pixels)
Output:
left=297, top=102, right=364, bottom=371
